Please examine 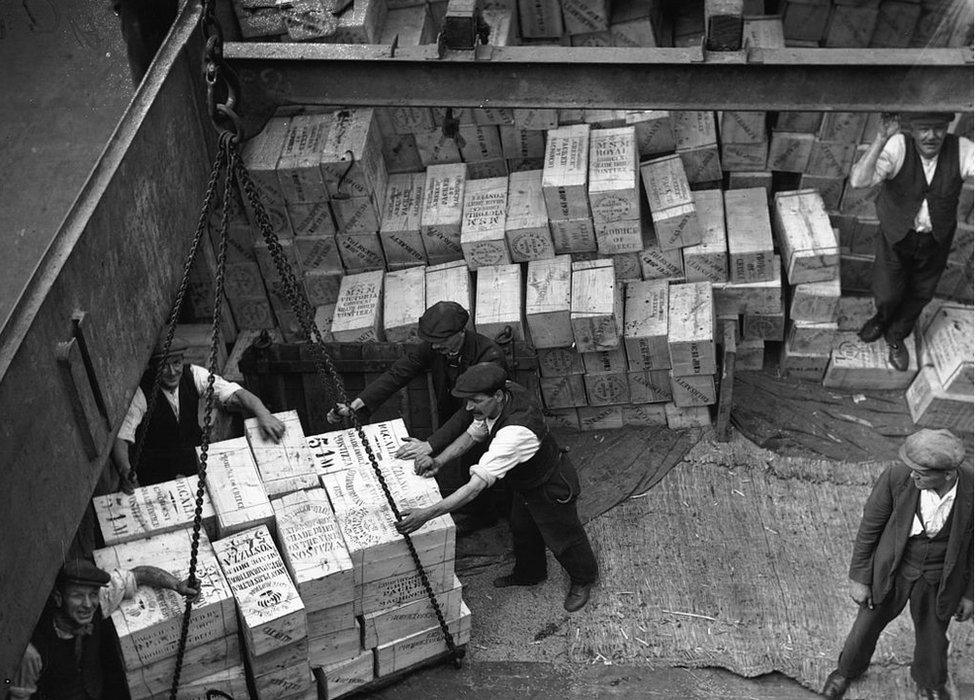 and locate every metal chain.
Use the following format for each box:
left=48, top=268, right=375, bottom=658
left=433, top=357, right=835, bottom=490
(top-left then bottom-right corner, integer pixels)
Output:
left=231, top=151, right=464, bottom=668
left=169, top=133, right=238, bottom=699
